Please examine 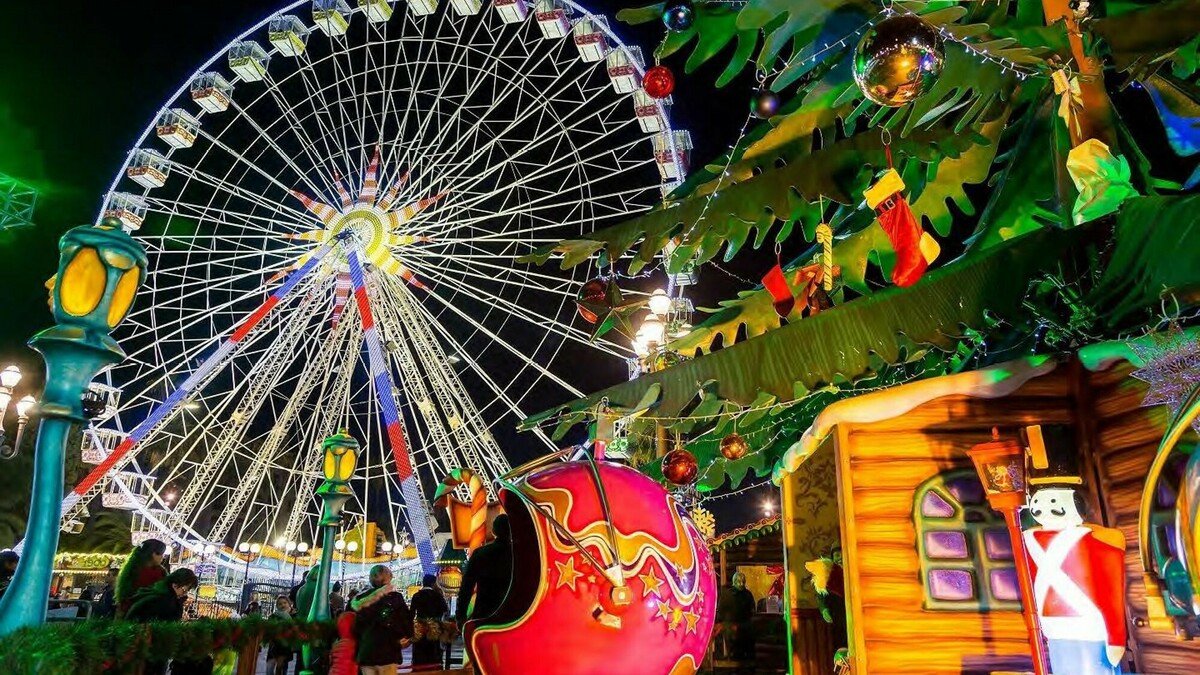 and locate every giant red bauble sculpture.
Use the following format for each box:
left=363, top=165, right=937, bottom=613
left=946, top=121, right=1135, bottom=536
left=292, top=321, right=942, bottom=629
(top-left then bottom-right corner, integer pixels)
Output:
left=466, top=461, right=717, bottom=674
left=575, top=277, right=607, bottom=323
